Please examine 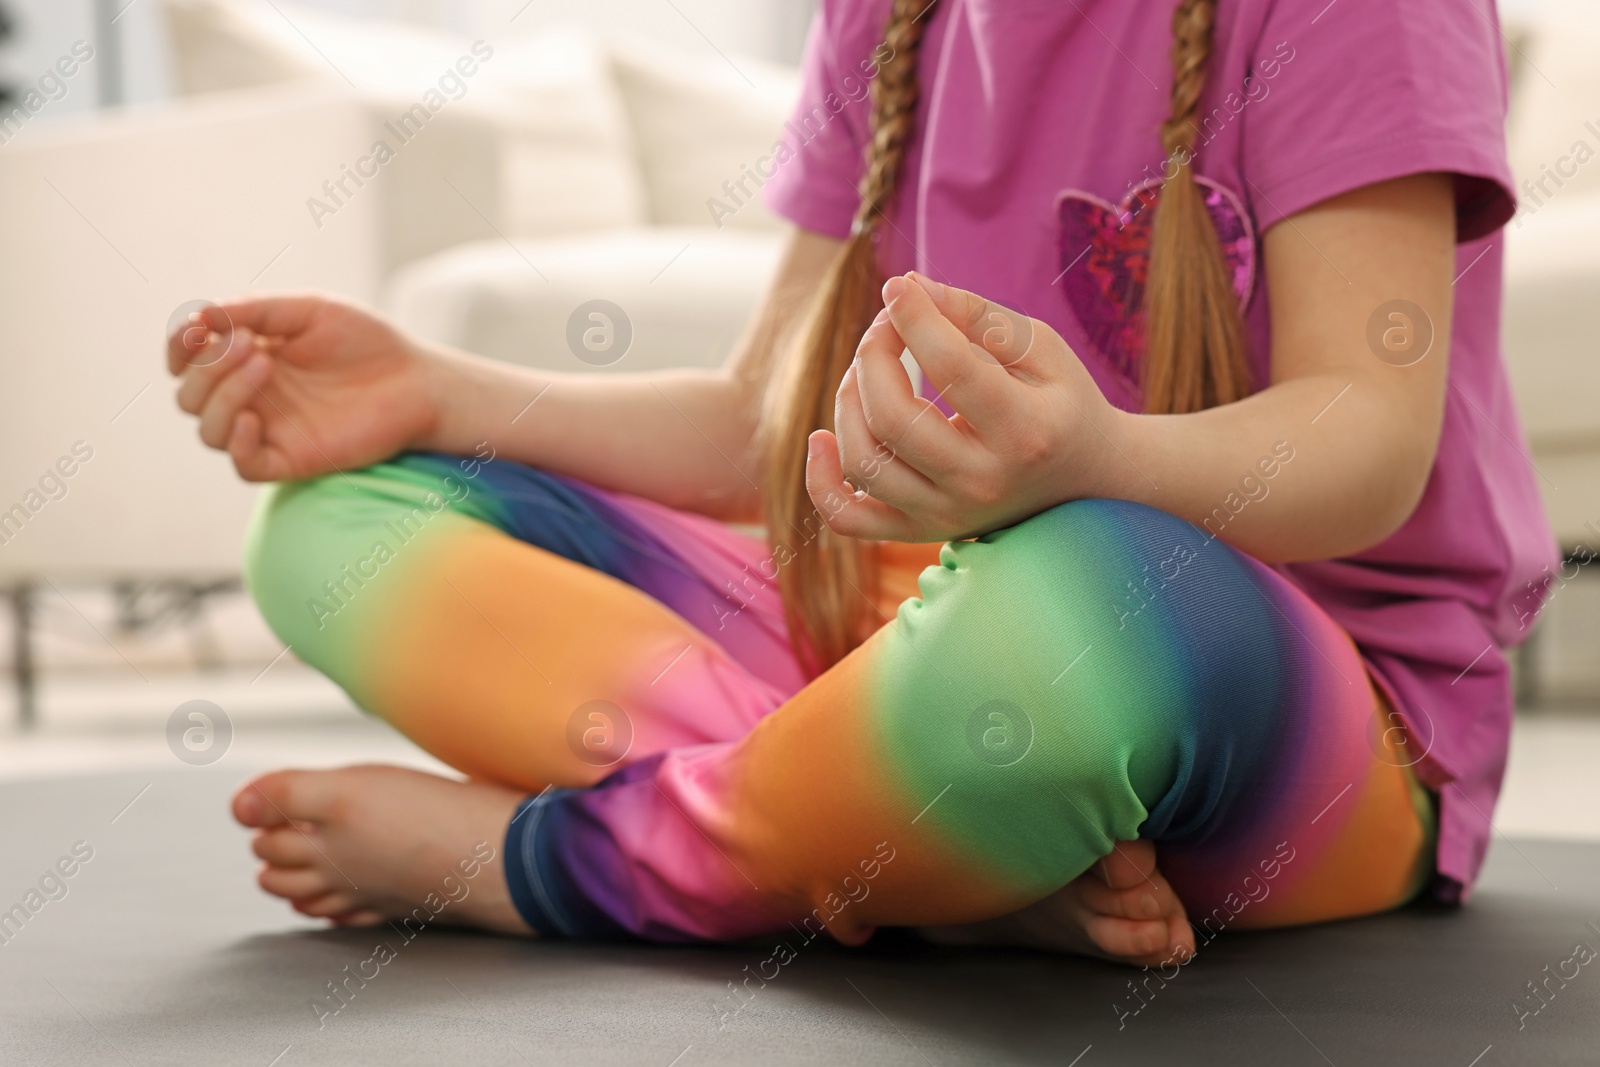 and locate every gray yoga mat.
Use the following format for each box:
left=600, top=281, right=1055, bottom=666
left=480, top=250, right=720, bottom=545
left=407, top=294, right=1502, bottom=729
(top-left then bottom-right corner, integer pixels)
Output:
left=1, top=768, right=1596, bottom=1066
